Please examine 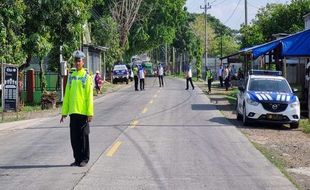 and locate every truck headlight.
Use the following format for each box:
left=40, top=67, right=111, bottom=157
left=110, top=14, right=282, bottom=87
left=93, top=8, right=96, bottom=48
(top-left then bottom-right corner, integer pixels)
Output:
left=246, top=98, right=259, bottom=106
